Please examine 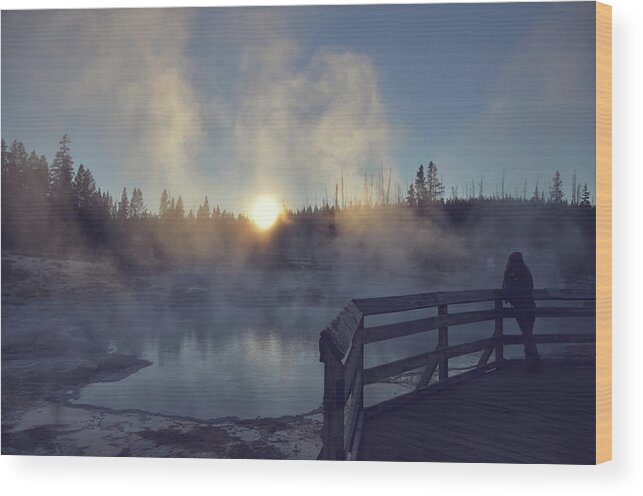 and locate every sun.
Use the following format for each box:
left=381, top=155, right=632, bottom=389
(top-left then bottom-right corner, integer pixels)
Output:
left=250, top=196, right=282, bottom=230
